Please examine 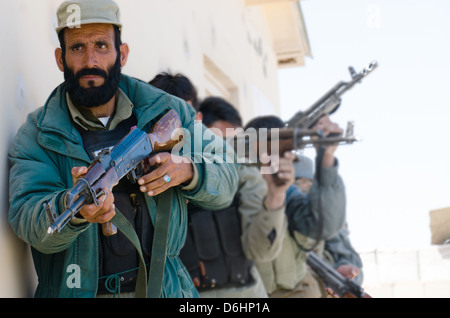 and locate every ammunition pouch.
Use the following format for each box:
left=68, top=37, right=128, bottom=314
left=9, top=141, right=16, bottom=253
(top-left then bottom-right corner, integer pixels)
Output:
left=180, top=198, right=253, bottom=290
